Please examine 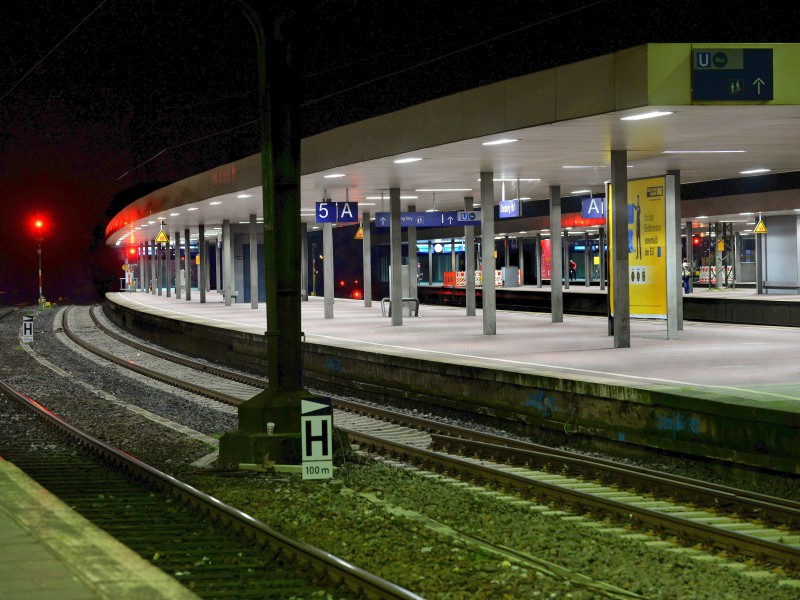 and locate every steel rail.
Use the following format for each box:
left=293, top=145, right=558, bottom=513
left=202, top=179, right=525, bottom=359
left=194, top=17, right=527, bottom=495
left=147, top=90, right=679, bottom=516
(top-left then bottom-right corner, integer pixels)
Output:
left=0, top=377, right=424, bottom=600
left=342, top=426, right=800, bottom=569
